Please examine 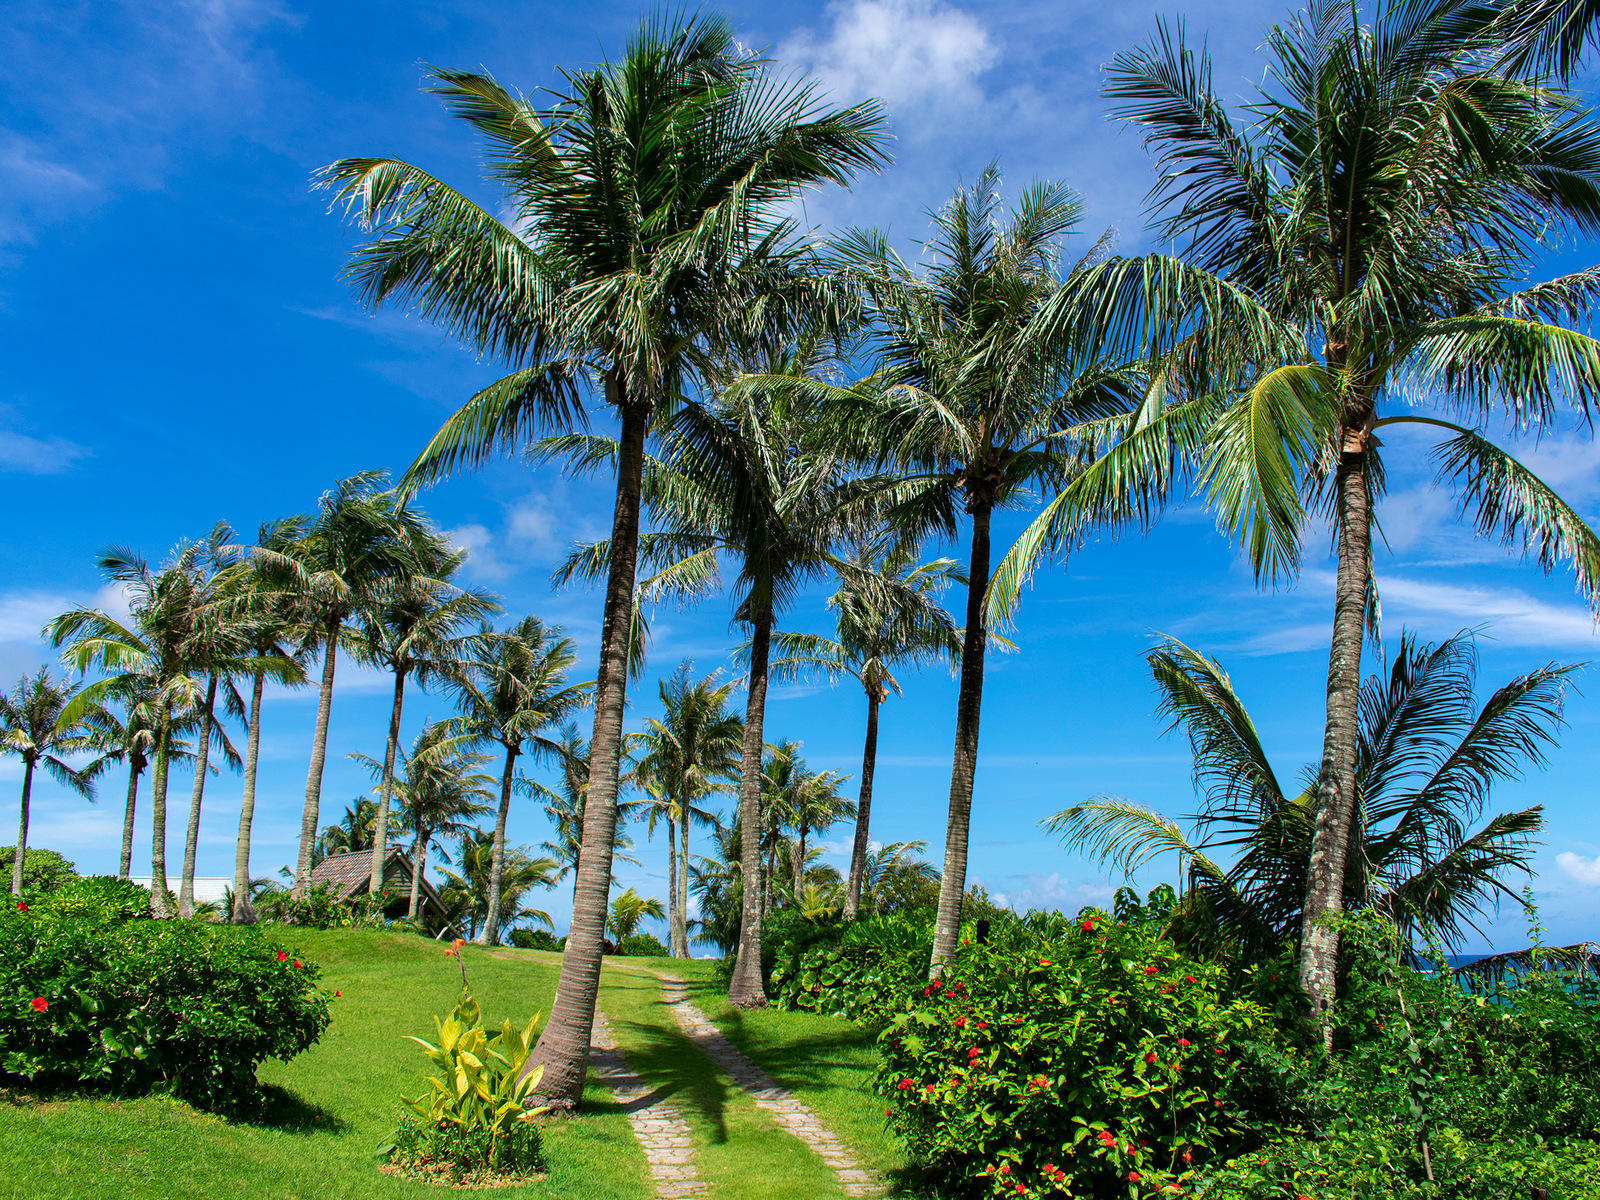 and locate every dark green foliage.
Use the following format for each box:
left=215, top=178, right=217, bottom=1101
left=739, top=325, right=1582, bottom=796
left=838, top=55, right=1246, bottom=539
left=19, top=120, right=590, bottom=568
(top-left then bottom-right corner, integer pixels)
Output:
left=875, top=895, right=1279, bottom=1198
left=770, top=911, right=932, bottom=1024
left=388, top=1112, right=543, bottom=1184
left=1, top=848, right=77, bottom=893
left=0, top=903, right=330, bottom=1113
left=508, top=928, right=559, bottom=951
left=614, top=933, right=668, bottom=957
left=29, top=876, right=150, bottom=922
